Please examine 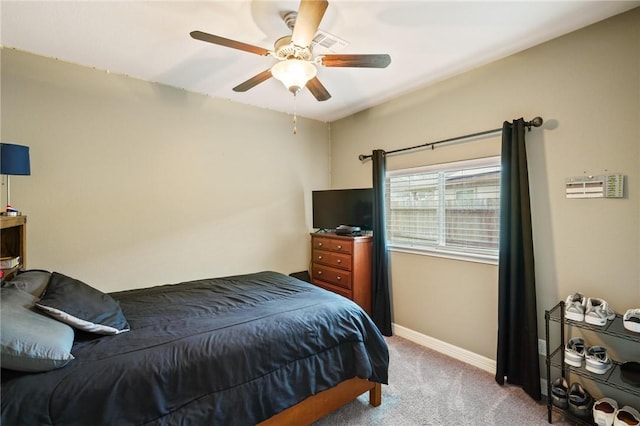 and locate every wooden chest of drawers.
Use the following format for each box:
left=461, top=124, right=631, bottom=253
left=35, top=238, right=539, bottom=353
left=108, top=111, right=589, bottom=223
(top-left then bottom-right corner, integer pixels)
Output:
left=310, top=233, right=373, bottom=314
